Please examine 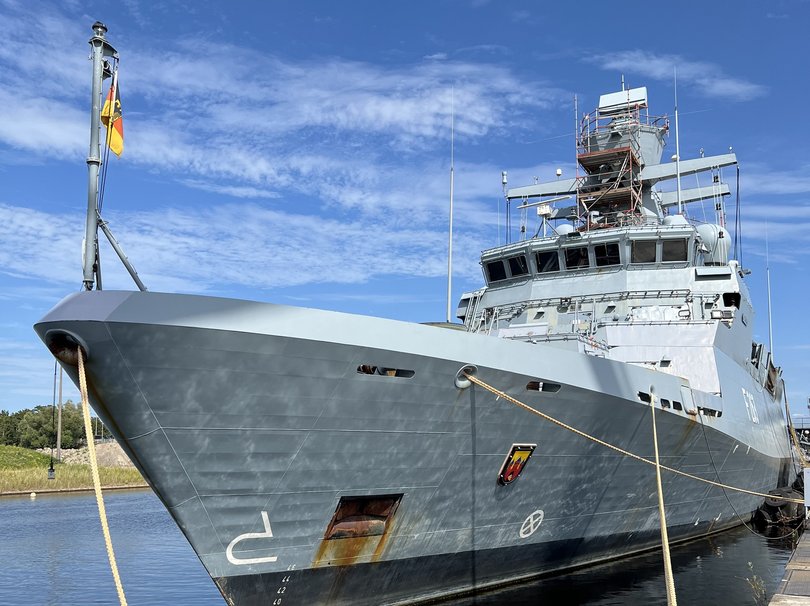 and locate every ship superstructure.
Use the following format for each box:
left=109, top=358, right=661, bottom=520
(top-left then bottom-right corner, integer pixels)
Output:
left=34, top=26, right=795, bottom=606
left=458, top=86, right=782, bottom=416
